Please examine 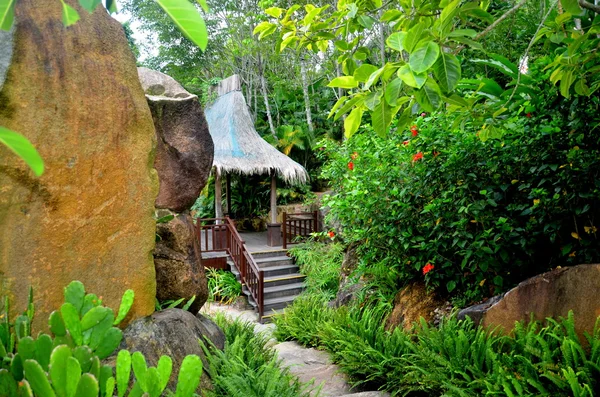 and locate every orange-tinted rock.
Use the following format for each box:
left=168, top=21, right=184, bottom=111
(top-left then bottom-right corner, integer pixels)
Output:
left=0, top=0, right=158, bottom=329
left=385, top=282, right=445, bottom=331
left=481, top=264, right=600, bottom=336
